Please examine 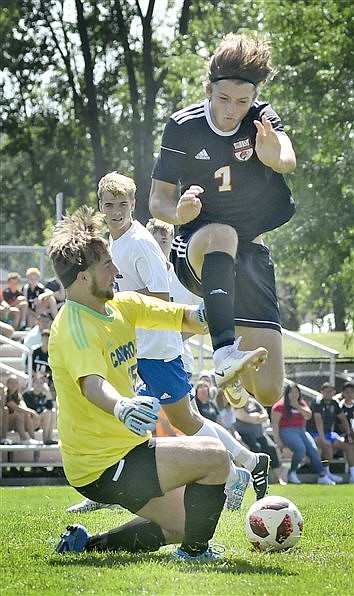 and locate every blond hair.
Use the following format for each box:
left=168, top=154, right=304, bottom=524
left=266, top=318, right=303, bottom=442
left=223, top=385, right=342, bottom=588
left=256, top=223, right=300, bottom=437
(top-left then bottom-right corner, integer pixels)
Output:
left=208, top=33, right=276, bottom=86
left=26, top=267, right=40, bottom=277
left=48, top=206, right=107, bottom=288
left=97, top=171, right=136, bottom=202
left=146, top=218, right=174, bottom=237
